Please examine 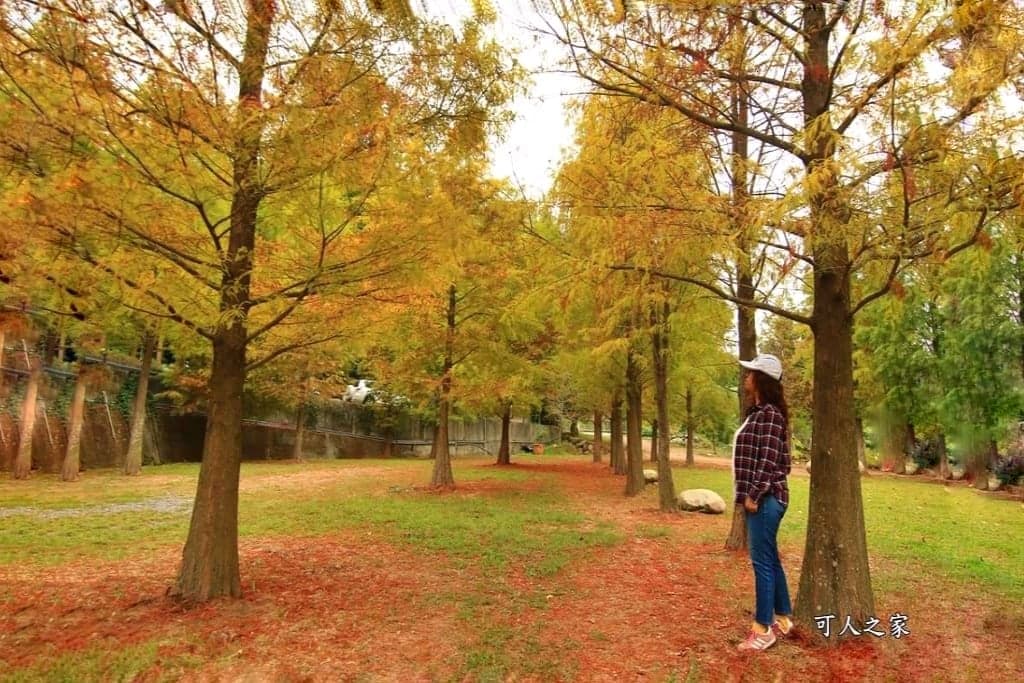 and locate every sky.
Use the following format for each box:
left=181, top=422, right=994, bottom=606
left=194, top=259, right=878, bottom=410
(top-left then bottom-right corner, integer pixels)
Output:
left=420, top=0, right=583, bottom=198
